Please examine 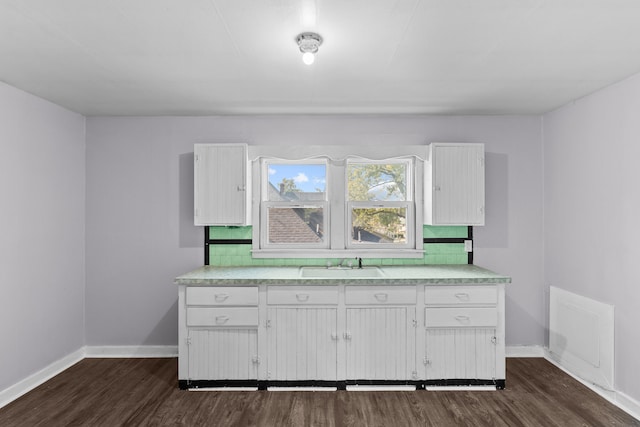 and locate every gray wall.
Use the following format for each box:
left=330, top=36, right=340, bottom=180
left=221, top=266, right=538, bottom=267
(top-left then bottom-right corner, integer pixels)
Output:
left=85, top=115, right=544, bottom=347
left=544, top=73, right=640, bottom=402
left=0, top=82, right=86, bottom=391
